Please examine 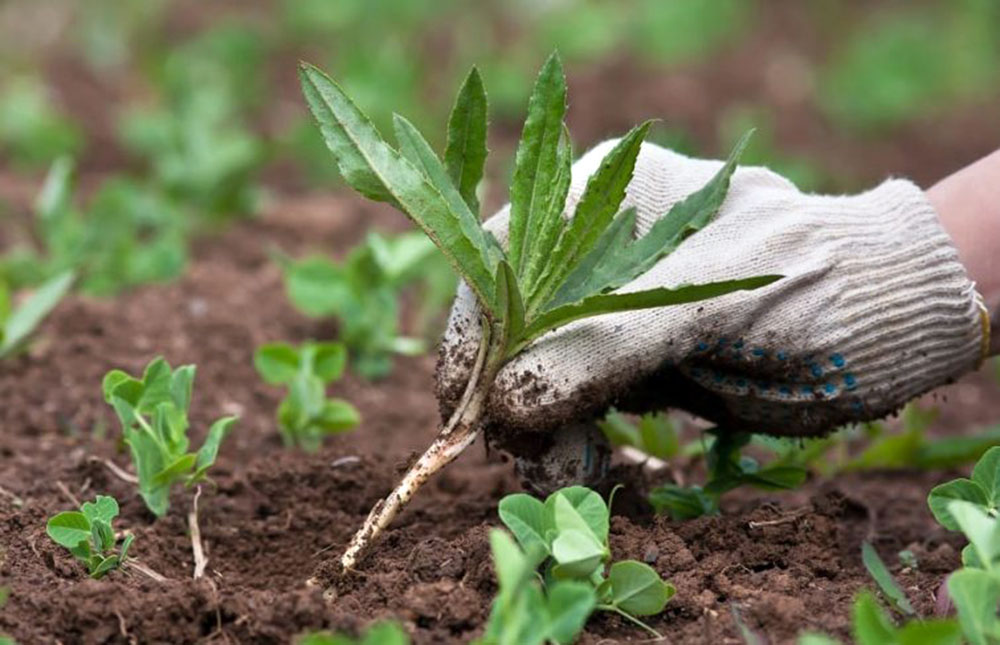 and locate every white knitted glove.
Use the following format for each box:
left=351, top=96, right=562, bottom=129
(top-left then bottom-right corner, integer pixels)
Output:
left=436, top=141, right=991, bottom=438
